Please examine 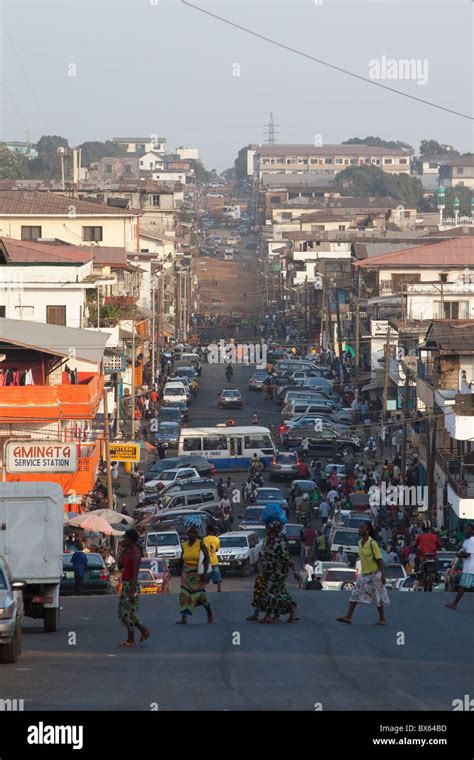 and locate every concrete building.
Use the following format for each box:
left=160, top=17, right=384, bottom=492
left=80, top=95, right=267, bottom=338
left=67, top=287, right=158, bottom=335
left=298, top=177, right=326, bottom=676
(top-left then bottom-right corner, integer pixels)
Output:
left=112, top=136, right=166, bottom=155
